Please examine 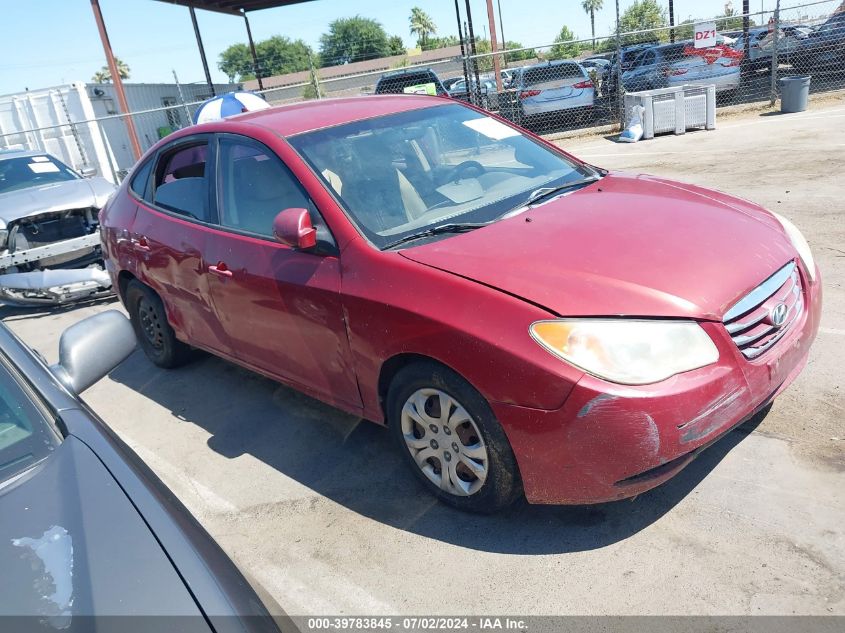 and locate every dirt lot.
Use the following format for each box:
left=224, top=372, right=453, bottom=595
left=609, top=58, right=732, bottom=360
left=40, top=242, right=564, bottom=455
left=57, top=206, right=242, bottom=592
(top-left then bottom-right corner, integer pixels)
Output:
left=3, top=99, right=844, bottom=617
